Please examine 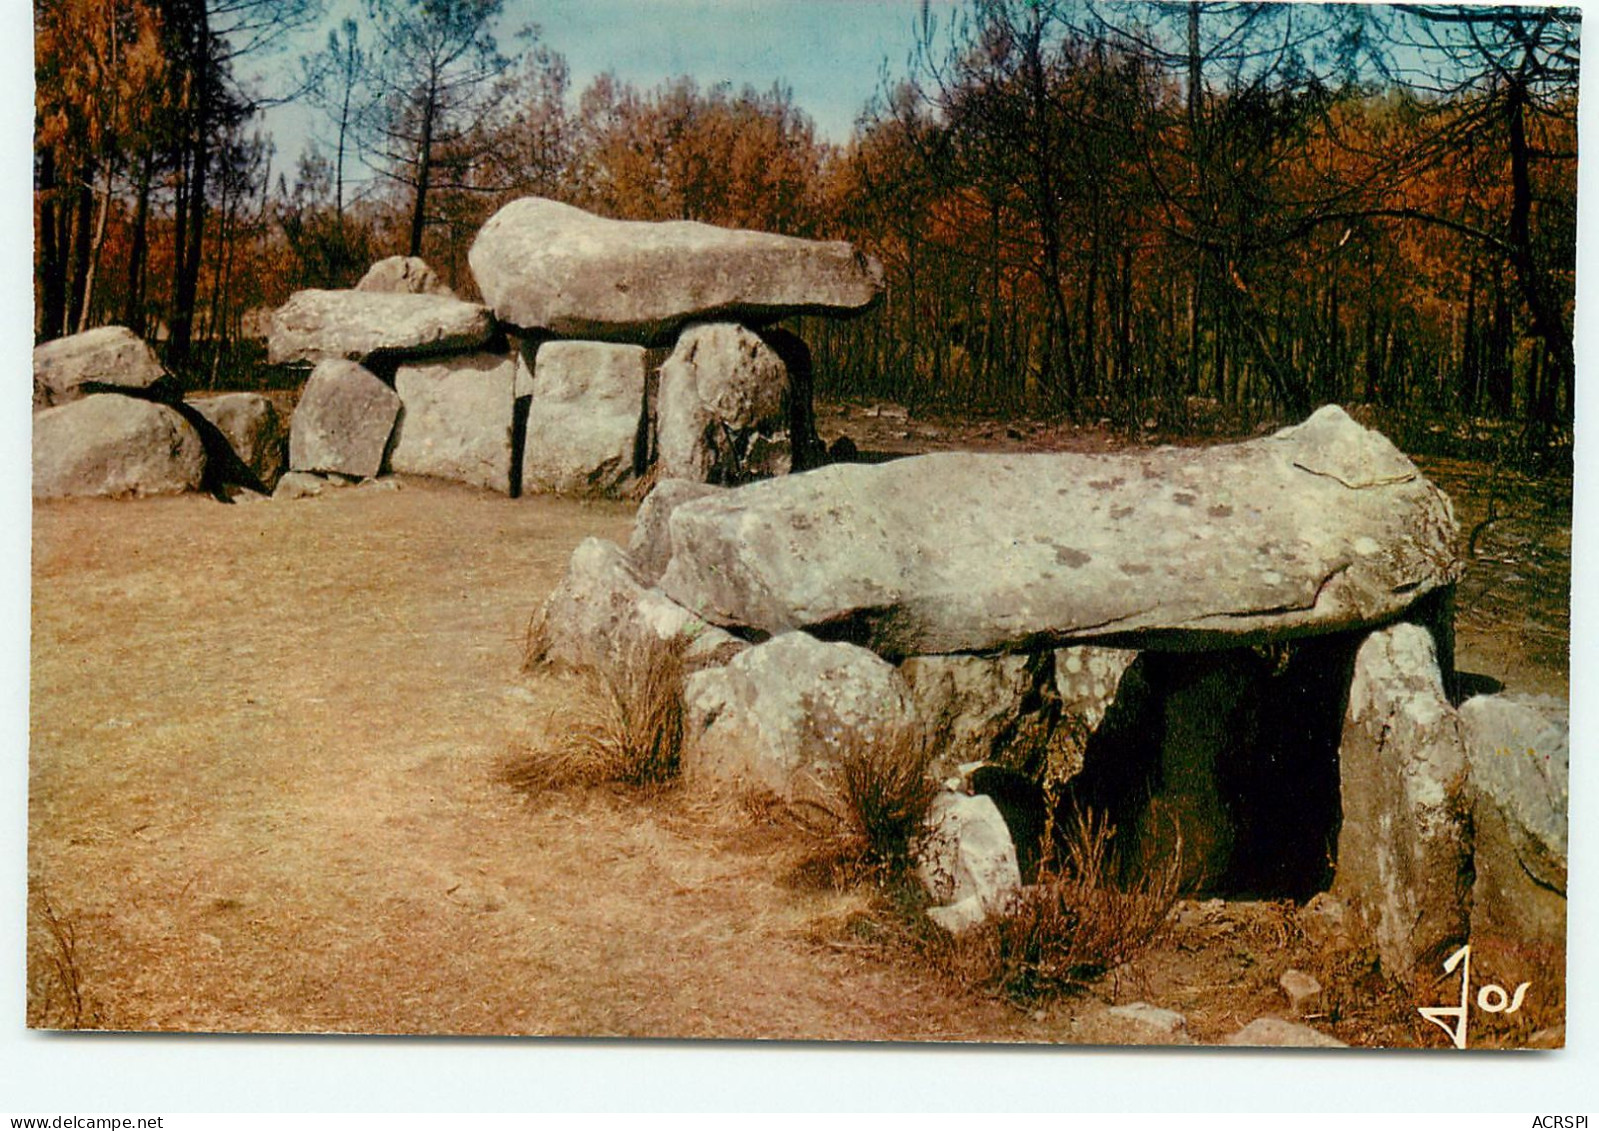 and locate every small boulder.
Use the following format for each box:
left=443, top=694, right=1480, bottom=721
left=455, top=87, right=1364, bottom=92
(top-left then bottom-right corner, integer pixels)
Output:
left=629, top=479, right=727, bottom=585
left=355, top=255, right=453, bottom=296
left=522, top=341, right=648, bottom=497
left=1332, top=623, right=1471, bottom=981
left=681, top=631, right=918, bottom=796
left=33, top=326, right=179, bottom=409
left=267, top=290, right=495, bottom=365
left=288, top=359, right=402, bottom=479
left=926, top=895, right=988, bottom=935
left=187, top=392, right=287, bottom=489
left=391, top=352, right=517, bottom=493
left=1224, top=1017, right=1346, bottom=1048
left=1279, top=969, right=1323, bottom=1016
left=1071, top=1002, right=1192, bottom=1045
left=272, top=470, right=334, bottom=500
left=915, top=791, right=1023, bottom=919
left=530, top=538, right=745, bottom=685
left=1105, top=1002, right=1189, bottom=1039
left=1296, top=892, right=1357, bottom=952
left=34, top=393, right=205, bottom=498
left=469, top=196, right=883, bottom=343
